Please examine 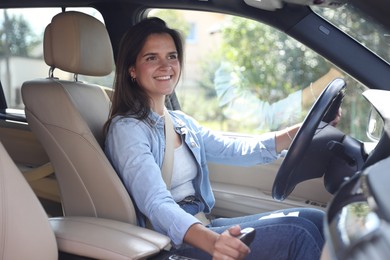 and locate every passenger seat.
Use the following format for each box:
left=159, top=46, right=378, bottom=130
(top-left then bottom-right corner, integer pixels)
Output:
left=0, top=141, right=58, bottom=260
left=21, top=11, right=137, bottom=224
